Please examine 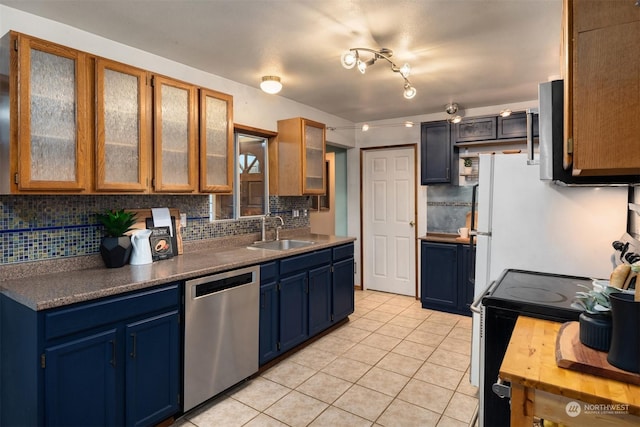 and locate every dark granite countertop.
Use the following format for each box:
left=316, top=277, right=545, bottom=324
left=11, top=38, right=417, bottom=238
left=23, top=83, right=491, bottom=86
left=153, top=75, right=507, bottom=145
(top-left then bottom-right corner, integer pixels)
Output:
left=419, top=233, right=470, bottom=244
left=0, top=233, right=356, bottom=311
